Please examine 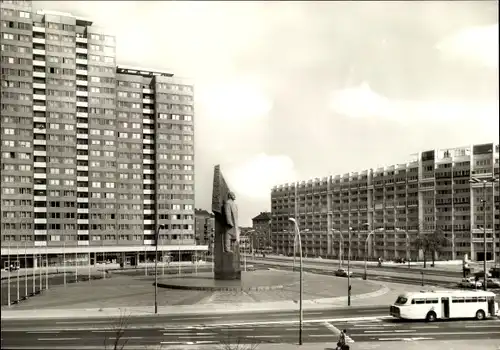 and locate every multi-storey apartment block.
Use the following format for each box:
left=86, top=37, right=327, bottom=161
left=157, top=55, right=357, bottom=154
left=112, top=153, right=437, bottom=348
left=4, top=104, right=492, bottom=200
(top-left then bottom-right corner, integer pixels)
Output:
left=271, top=143, right=499, bottom=262
left=0, top=1, right=206, bottom=267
